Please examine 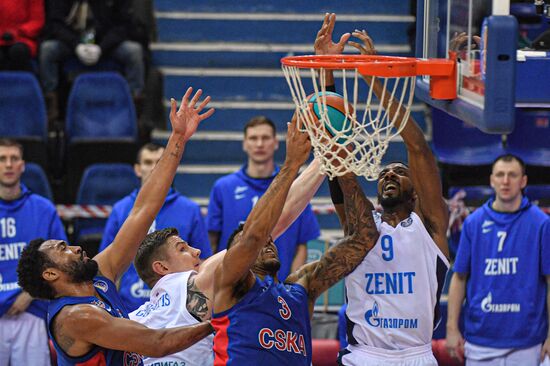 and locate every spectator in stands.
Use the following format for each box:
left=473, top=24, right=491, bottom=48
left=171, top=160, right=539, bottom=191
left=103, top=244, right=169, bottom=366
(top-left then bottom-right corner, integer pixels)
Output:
left=0, top=0, right=44, bottom=72
left=0, top=138, right=67, bottom=365
left=39, top=0, right=145, bottom=122
left=206, top=116, right=320, bottom=281
left=446, top=154, right=550, bottom=365
left=99, top=143, right=211, bottom=312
